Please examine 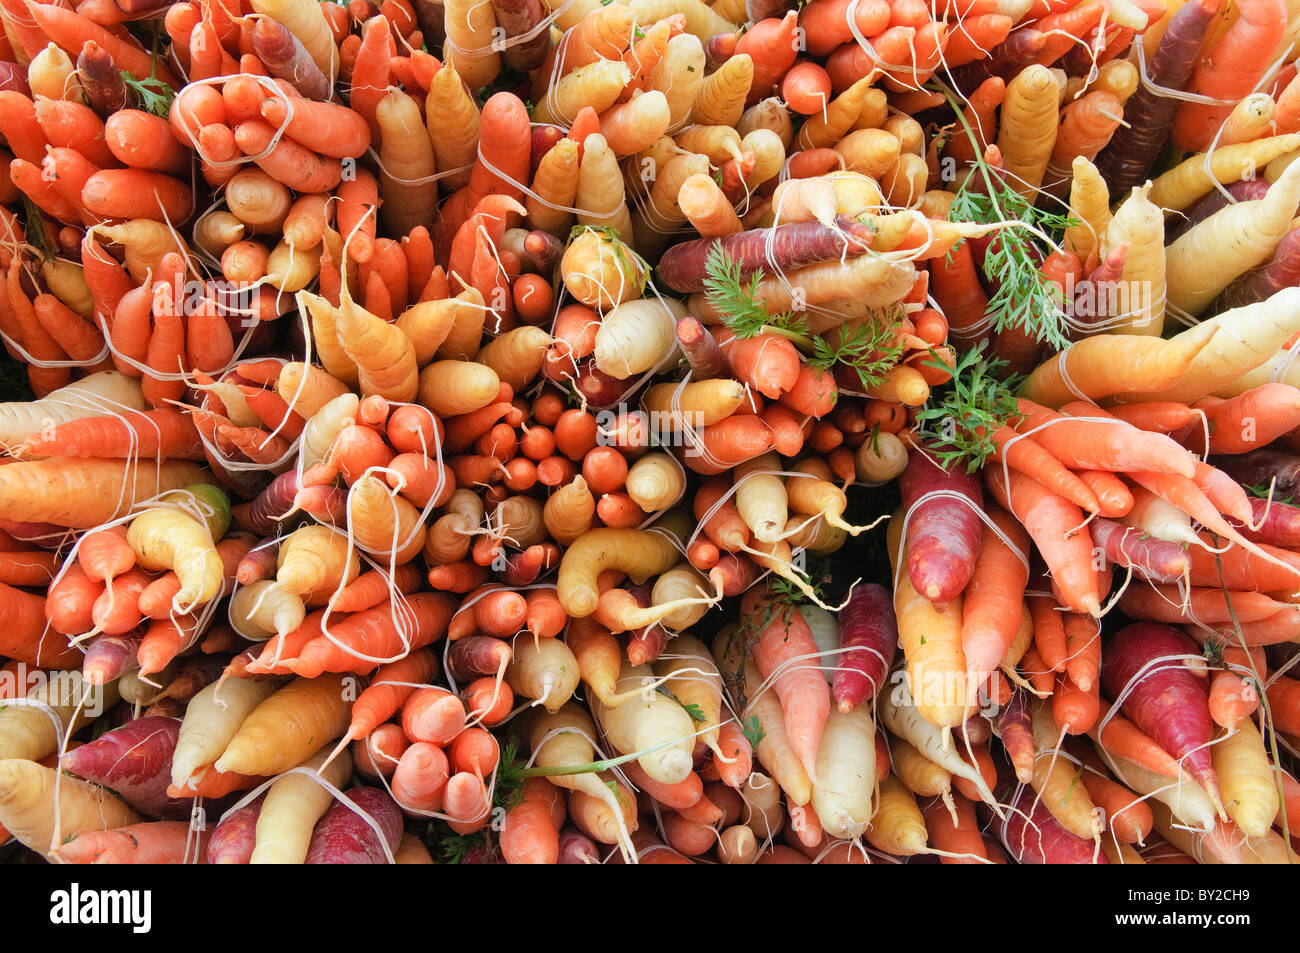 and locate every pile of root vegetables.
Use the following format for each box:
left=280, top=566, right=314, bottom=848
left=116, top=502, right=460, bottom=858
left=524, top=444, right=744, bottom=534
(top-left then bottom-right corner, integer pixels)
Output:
left=1, top=0, right=1300, bottom=867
